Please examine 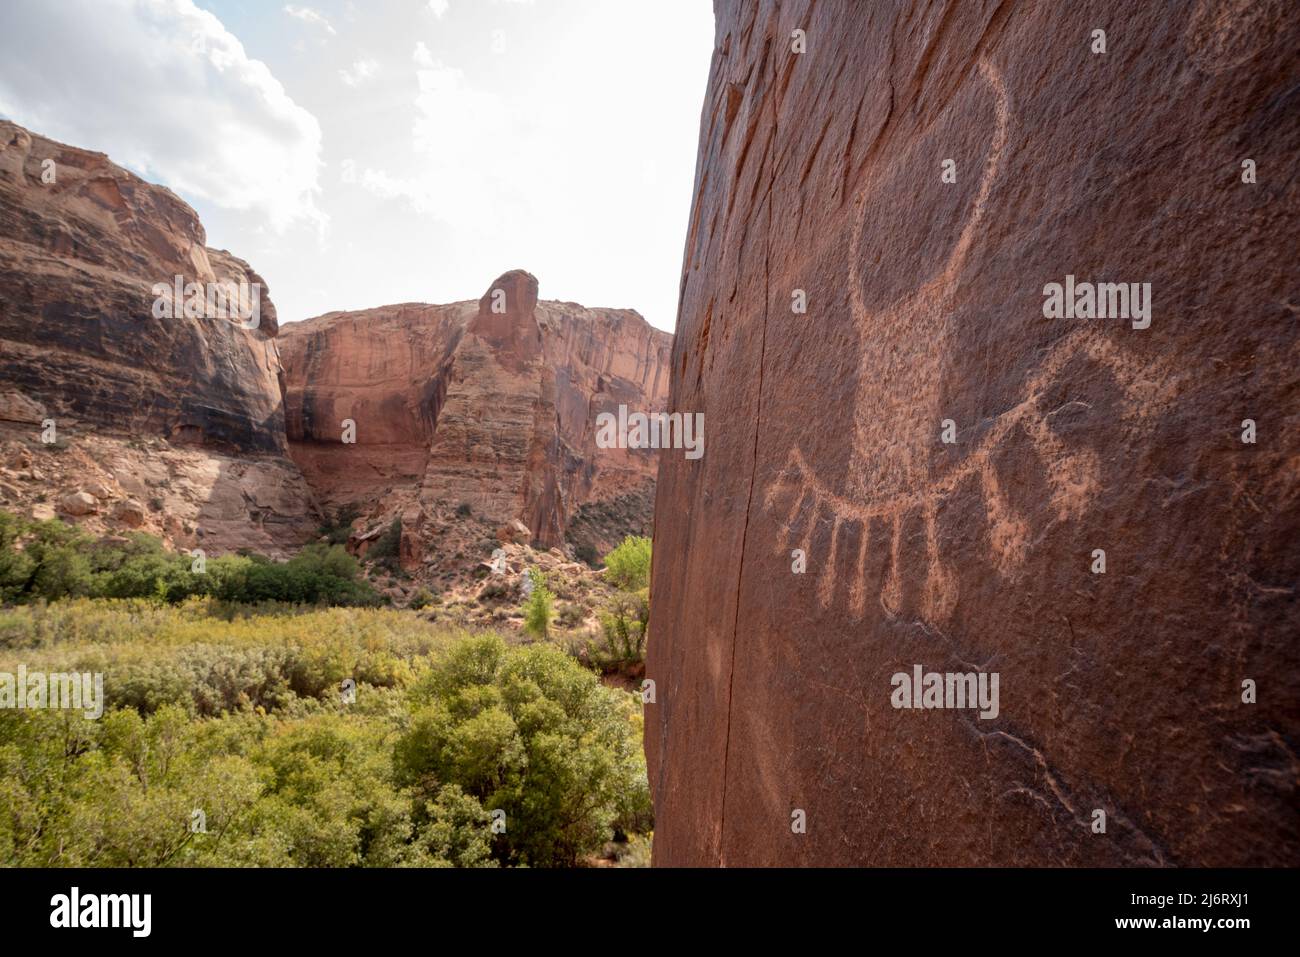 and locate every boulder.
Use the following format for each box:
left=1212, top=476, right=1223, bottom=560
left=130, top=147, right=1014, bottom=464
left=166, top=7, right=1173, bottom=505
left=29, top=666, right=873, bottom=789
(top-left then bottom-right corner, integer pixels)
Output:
left=0, top=391, right=46, bottom=424
left=85, top=481, right=114, bottom=500
left=59, top=491, right=97, bottom=516
left=496, top=519, right=532, bottom=544
left=112, top=499, right=147, bottom=528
